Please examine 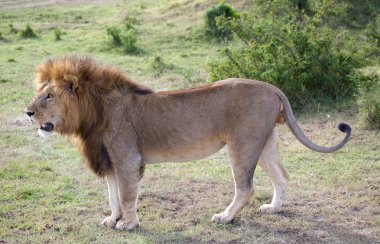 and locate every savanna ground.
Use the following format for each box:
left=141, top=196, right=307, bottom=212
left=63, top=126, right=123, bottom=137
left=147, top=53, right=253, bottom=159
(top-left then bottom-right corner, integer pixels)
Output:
left=0, top=0, right=379, bottom=243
